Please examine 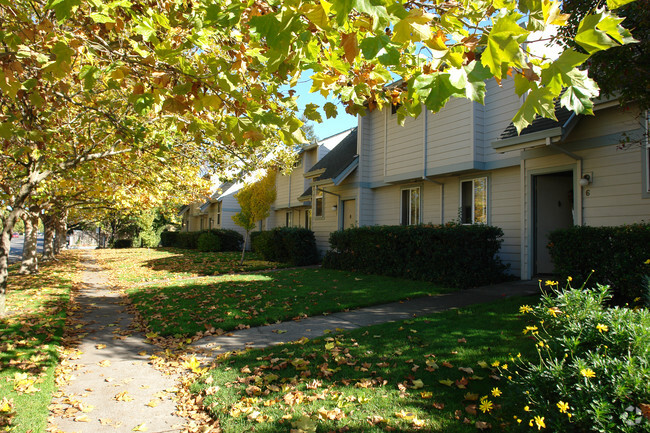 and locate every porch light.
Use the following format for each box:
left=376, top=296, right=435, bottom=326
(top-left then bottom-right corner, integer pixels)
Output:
left=579, top=173, right=592, bottom=187
left=332, top=204, right=338, bottom=211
